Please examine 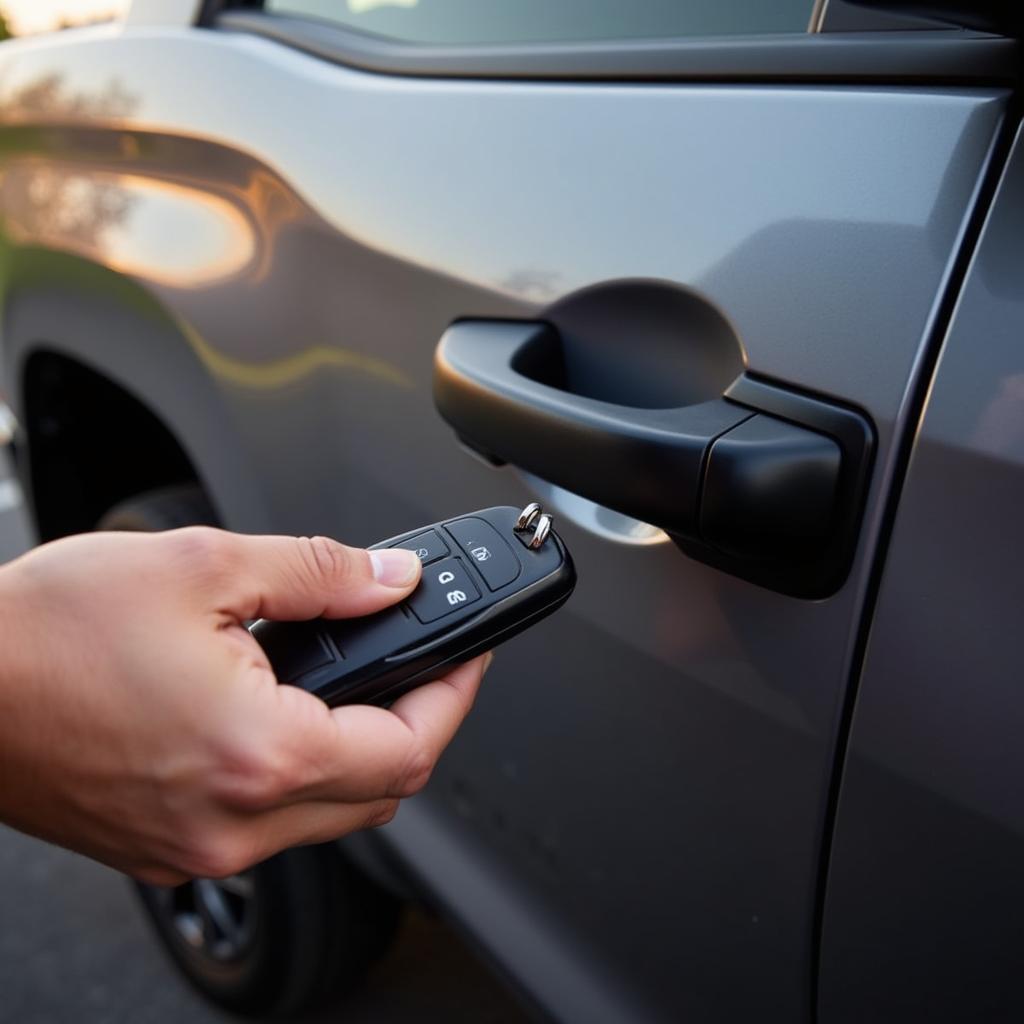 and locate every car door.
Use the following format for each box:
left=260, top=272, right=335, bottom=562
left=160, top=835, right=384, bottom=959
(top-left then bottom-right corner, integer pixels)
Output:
left=0, top=0, right=1015, bottom=1019
left=819, top=119, right=1024, bottom=1023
